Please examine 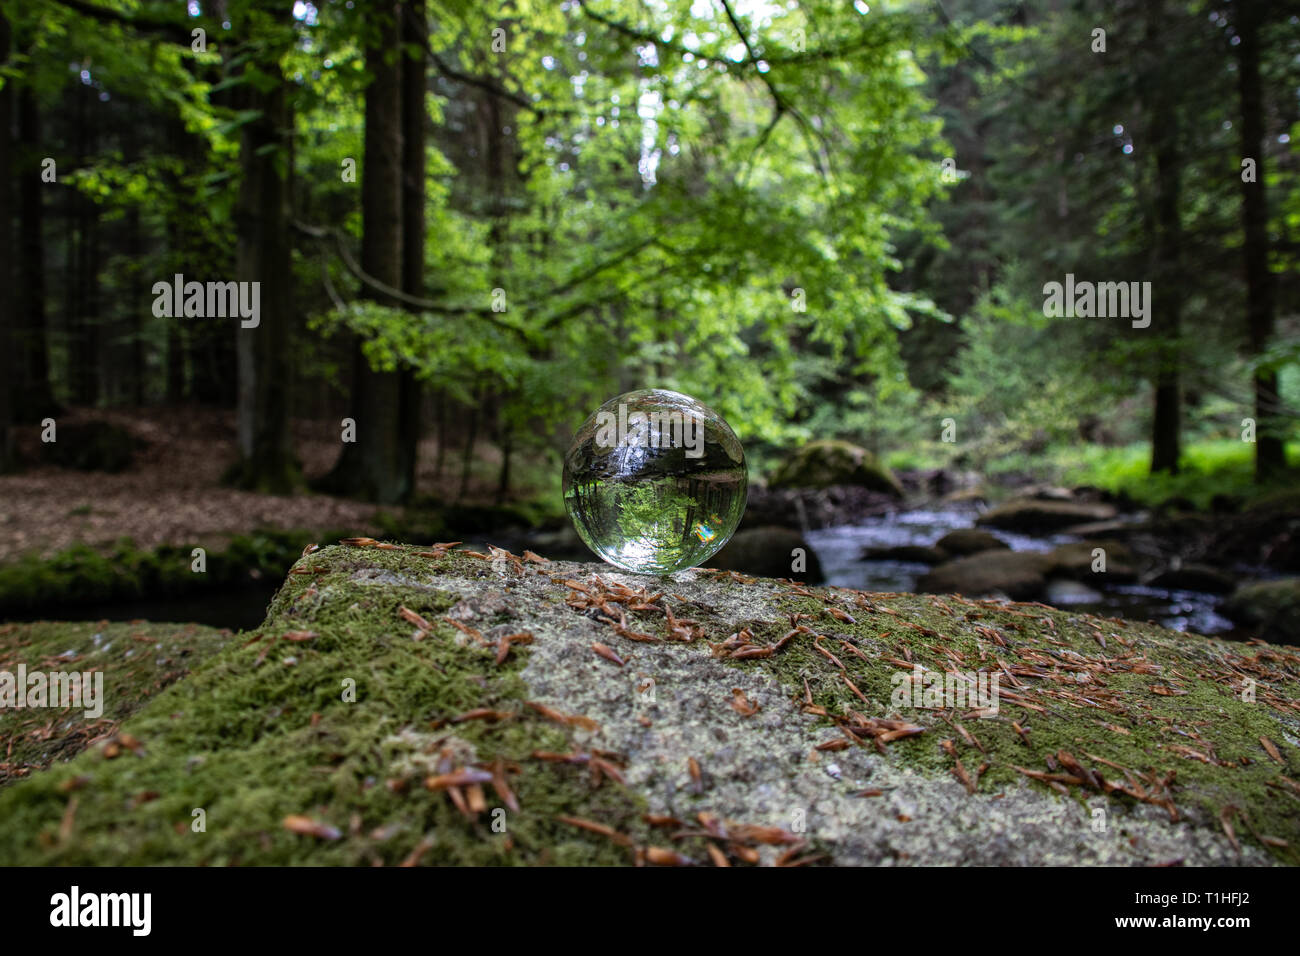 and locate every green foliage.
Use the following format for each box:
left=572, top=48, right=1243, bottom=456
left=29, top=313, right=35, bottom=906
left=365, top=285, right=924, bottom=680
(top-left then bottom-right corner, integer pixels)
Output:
left=1057, top=440, right=1300, bottom=510
left=7, top=0, right=1298, bottom=498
